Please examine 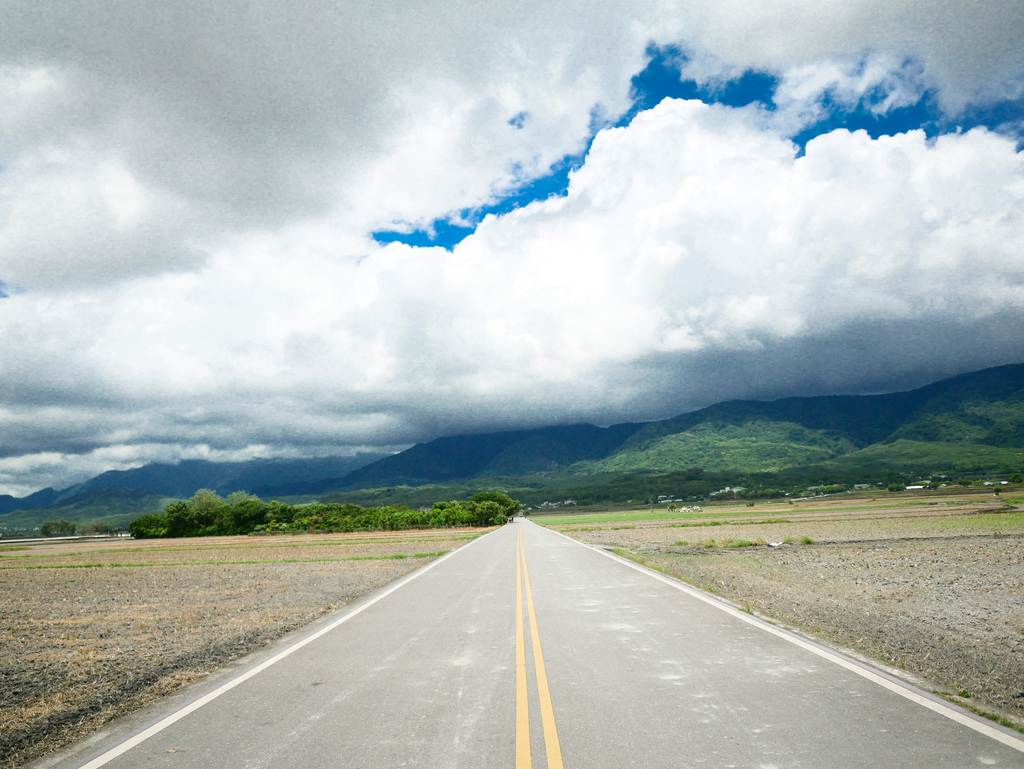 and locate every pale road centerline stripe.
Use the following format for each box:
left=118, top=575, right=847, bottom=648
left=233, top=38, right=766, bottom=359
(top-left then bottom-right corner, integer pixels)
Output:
left=522, top=528, right=565, bottom=769
left=516, top=526, right=532, bottom=769
left=74, top=532, right=498, bottom=769
left=539, top=523, right=1024, bottom=755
